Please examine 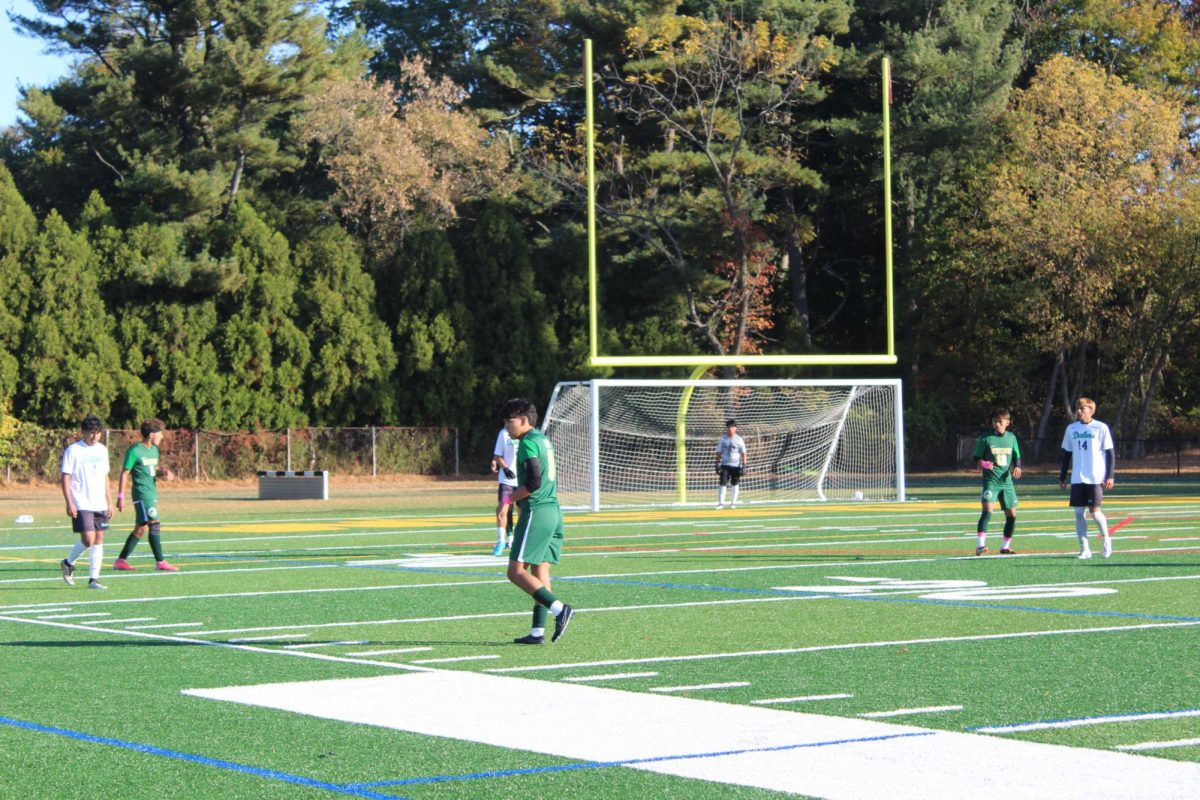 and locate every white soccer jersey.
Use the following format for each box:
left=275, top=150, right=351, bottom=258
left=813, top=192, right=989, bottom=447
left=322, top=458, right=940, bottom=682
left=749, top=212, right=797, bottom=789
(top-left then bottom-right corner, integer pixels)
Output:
left=494, top=429, right=518, bottom=487
left=716, top=434, right=747, bottom=467
left=1061, top=419, right=1114, bottom=484
left=61, top=440, right=110, bottom=511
